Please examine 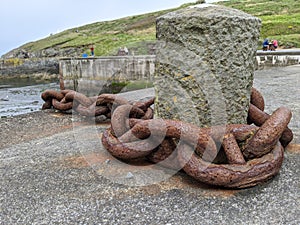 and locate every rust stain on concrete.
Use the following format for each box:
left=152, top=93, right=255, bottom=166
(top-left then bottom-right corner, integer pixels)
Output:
left=63, top=152, right=239, bottom=198
left=157, top=174, right=240, bottom=198
left=63, top=152, right=114, bottom=168
left=140, top=184, right=162, bottom=196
